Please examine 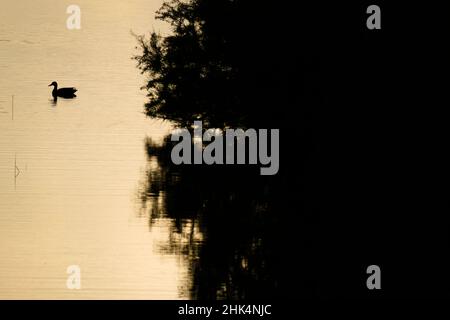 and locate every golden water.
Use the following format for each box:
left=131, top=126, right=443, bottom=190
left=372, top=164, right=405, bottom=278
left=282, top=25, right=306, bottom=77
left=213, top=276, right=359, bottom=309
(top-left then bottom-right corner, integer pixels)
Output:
left=0, top=0, right=190, bottom=299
